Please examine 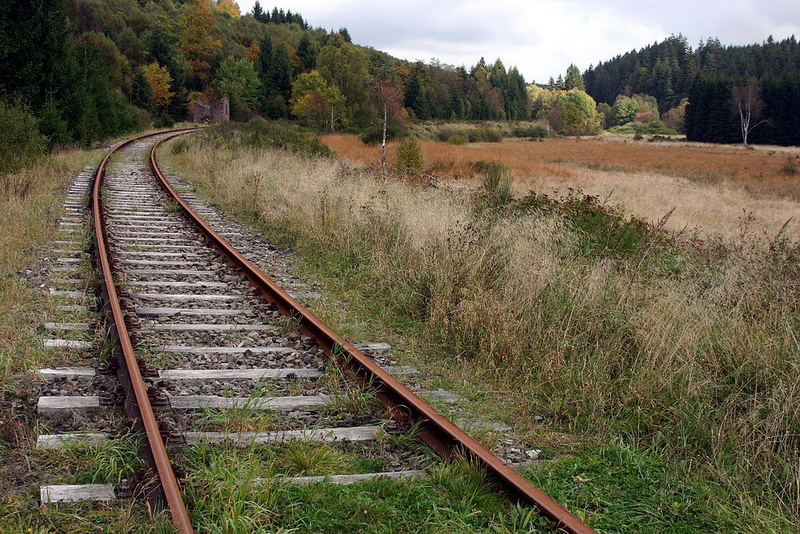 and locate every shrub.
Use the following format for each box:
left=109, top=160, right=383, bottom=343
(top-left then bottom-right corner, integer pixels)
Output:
left=468, top=128, right=503, bottom=143
left=395, top=136, right=424, bottom=172
left=359, top=125, right=404, bottom=145
left=512, top=125, right=549, bottom=138
left=201, top=118, right=332, bottom=157
left=447, top=134, right=469, bottom=145
left=154, top=114, right=175, bottom=128
left=0, top=100, right=46, bottom=176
